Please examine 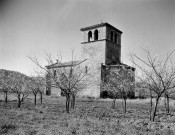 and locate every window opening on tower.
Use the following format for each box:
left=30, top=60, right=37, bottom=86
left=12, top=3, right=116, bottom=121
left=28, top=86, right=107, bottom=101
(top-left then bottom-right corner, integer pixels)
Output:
left=94, top=29, right=98, bottom=41
left=88, top=31, right=92, bottom=42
